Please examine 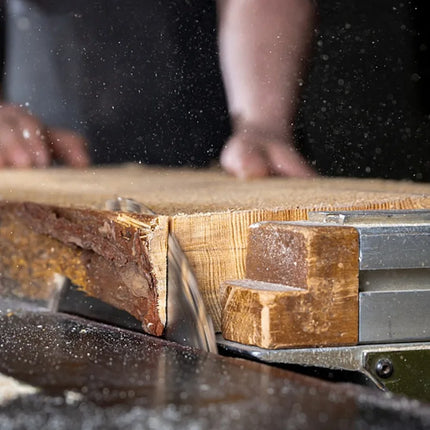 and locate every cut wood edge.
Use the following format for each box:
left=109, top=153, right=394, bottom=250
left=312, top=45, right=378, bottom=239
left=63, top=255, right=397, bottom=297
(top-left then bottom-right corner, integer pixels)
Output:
left=113, top=211, right=169, bottom=329
left=221, top=280, right=307, bottom=349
